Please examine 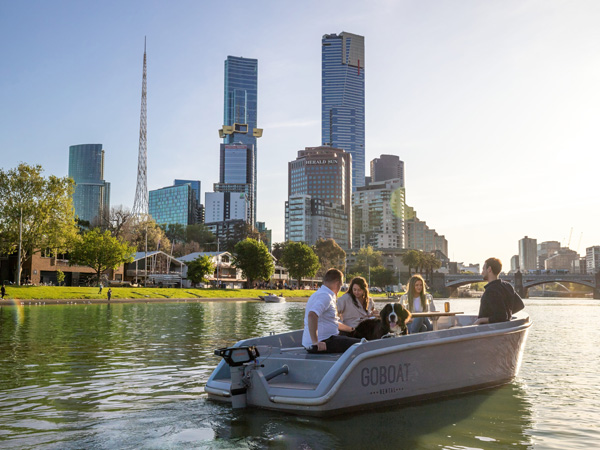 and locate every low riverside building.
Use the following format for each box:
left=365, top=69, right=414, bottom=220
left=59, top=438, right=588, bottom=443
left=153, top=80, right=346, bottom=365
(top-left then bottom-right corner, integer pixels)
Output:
left=12, top=251, right=124, bottom=286
left=124, top=251, right=185, bottom=287
left=178, top=251, right=243, bottom=288
left=178, top=251, right=291, bottom=289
